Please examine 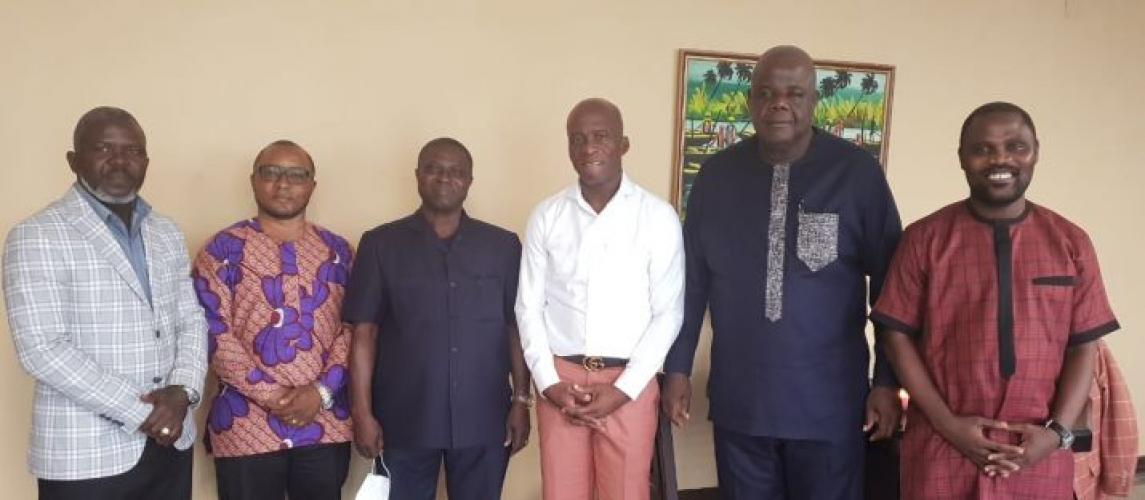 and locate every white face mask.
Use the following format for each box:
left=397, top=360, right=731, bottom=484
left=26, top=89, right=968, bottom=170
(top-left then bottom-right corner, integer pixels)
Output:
left=78, top=175, right=137, bottom=204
